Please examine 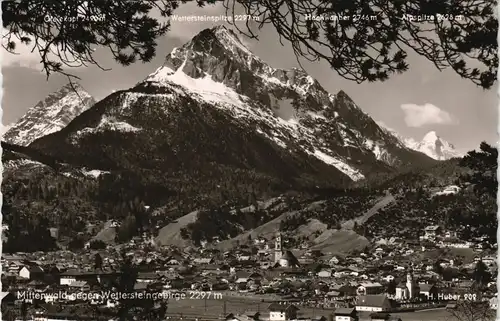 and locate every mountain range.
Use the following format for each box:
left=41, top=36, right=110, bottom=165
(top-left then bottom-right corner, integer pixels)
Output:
left=1, top=25, right=472, bottom=251
left=16, top=26, right=443, bottom=184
